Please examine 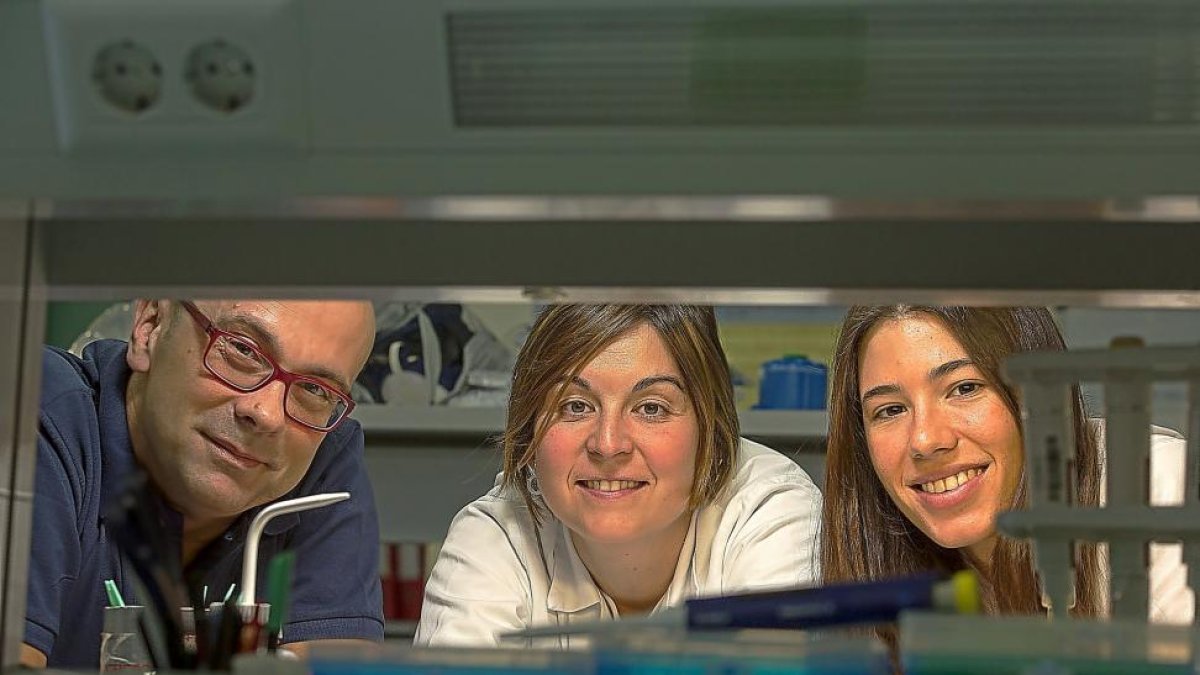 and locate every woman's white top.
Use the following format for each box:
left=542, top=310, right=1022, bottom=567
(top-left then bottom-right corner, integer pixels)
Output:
left=1142, top=425, right=1194, bottom=623
left=414, top=438, right=823, bottom=647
